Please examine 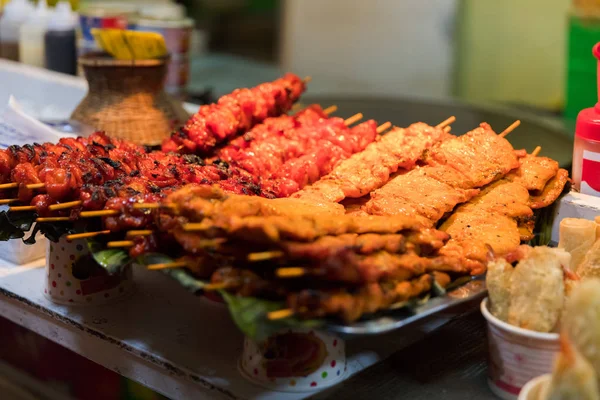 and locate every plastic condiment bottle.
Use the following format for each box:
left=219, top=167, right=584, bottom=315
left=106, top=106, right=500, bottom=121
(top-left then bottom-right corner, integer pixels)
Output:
left=572, top=43, right=600, bottom=196
left=0, top=0, right=33, bottom=61
left=44, top=1, right=76, bottom=75
left=18, top=0, right=51, bottom=67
